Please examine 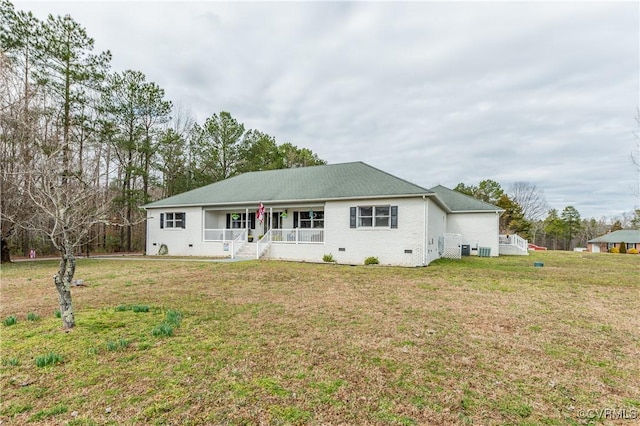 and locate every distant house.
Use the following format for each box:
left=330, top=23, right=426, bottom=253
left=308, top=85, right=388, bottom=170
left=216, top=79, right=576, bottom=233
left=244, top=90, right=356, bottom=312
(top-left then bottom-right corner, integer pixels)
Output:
left=143, top=162, right=517, bottom=266
left=587, top=230, right=640, bottom=253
